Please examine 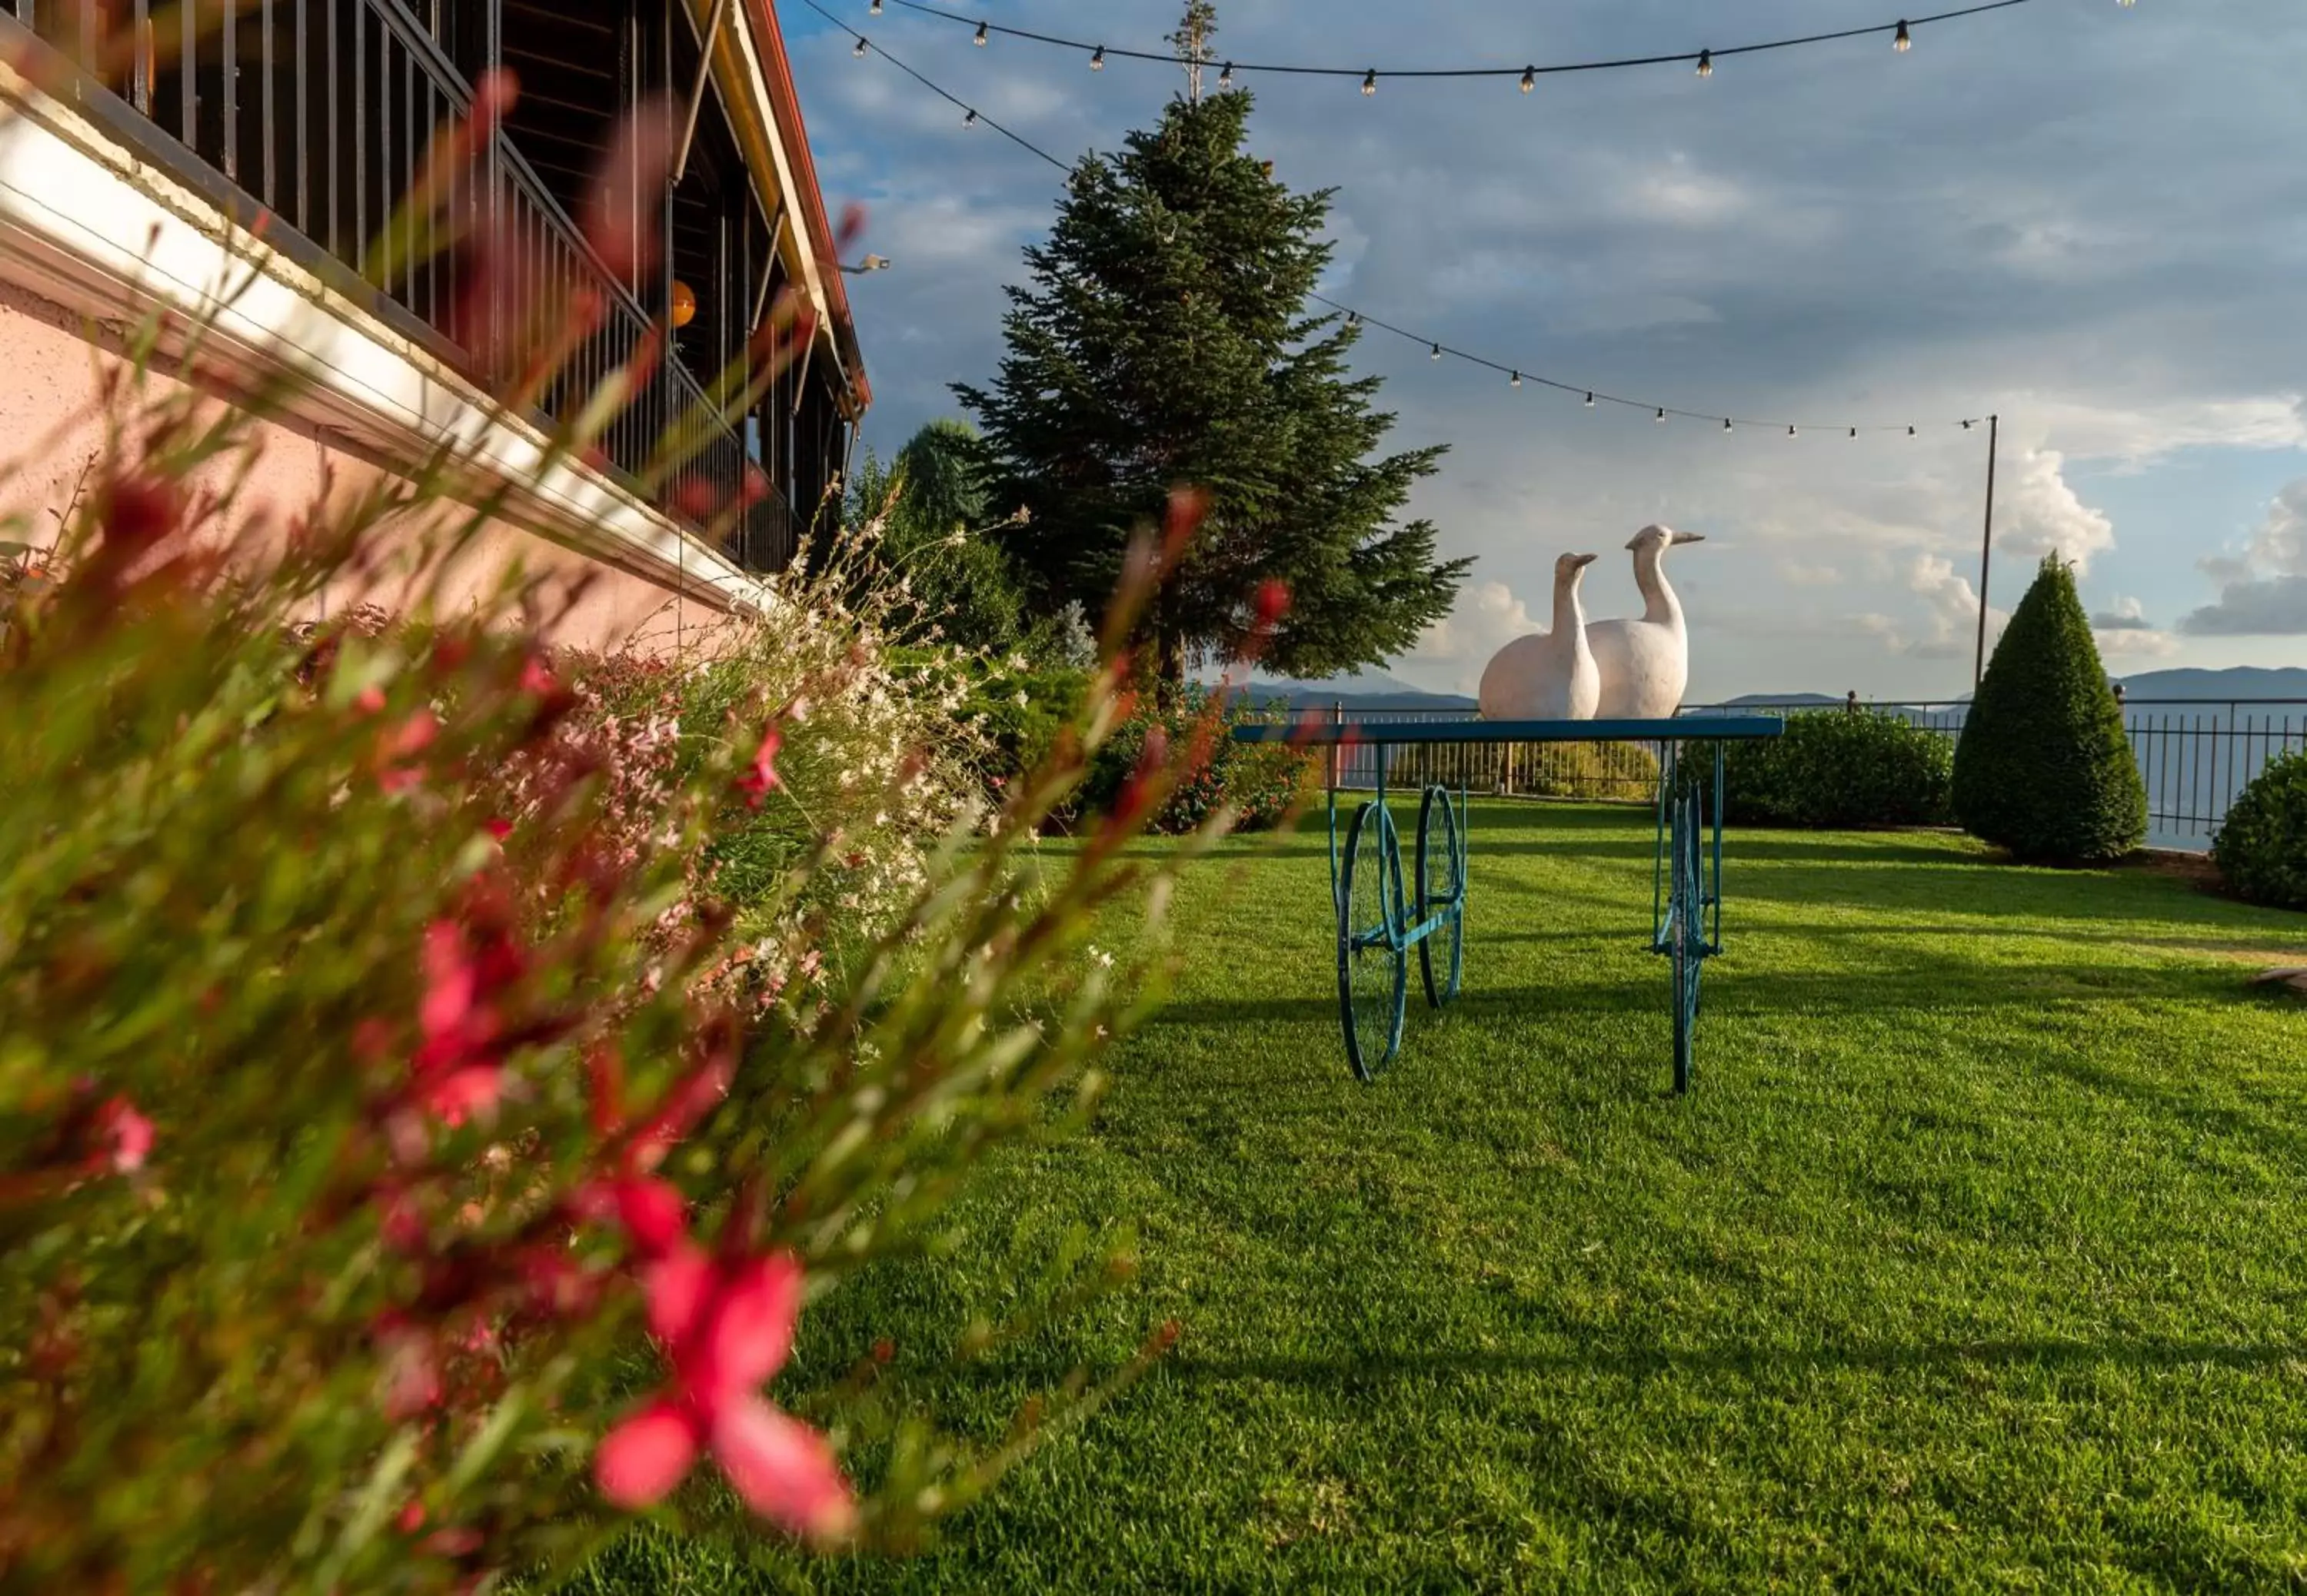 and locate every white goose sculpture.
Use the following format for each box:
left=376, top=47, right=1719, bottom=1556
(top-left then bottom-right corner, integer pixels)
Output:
left=1586, top=524, right=1703, bottom=720
left=1478, top=552, right=1601, bottom=721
